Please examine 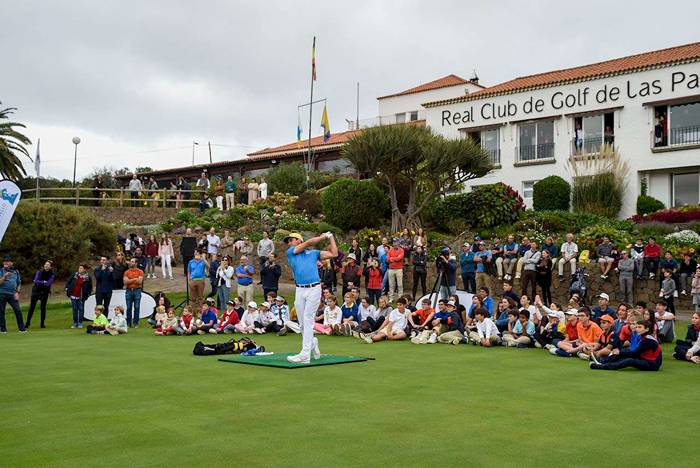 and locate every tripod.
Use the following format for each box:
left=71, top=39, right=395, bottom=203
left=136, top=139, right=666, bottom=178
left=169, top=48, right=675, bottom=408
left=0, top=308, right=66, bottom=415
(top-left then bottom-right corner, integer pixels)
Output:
left=427, top=264, right=452, bottom=312
left=173, top=274, right=191, bottom=312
